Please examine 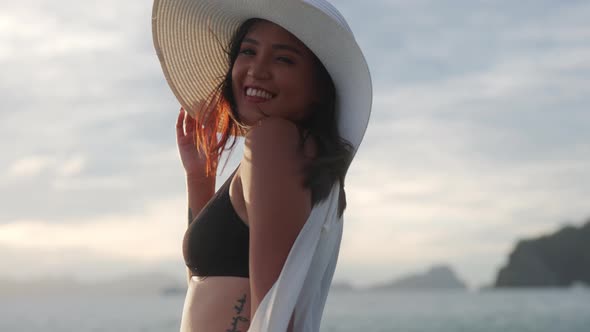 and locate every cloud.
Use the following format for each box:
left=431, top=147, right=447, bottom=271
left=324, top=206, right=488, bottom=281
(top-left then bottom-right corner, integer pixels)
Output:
left=0, top=194, right=190, bottom=282
left=7, top=155, right=54, bottom=177
left=5, top=154, right=86, bottom=179
left=56, top=155, right=85, bottom=177
left=0, top=0, right=190, bottom=223
left=1, top=0, right=589, bottom=287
